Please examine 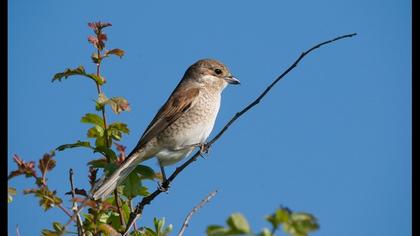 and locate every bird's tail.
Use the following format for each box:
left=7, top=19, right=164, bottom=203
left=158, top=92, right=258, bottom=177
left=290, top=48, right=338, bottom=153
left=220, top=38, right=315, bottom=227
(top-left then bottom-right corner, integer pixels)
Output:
left=91, top=149, right=147, bottom=200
